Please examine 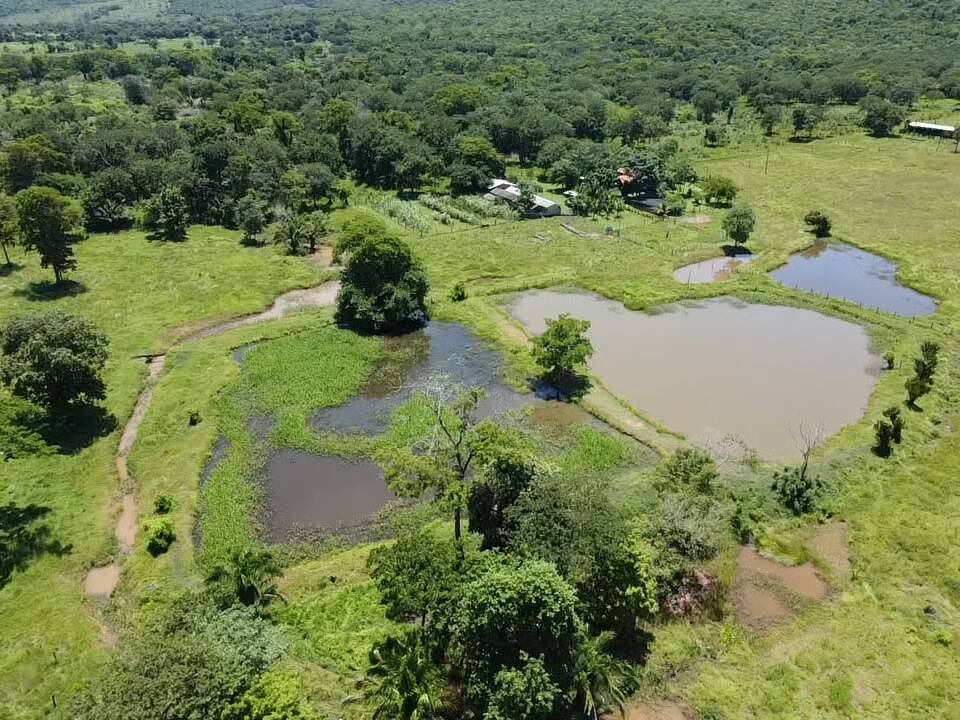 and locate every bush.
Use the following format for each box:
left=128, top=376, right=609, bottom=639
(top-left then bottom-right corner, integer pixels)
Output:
left=873, top=419, right=894, bottom=458
left=656, top=447, right=718, bottom=494
left=771, top=465, right=821, bottom=515
left=449, top=281, right=467, bottom=302
left=803, top=210, right=832, bottom=237
left=700, top=175, right=738, bottom=206
left=153, top=494, right=173, bottom=514
left=883, top=406, right=905, bottom=443
left=145, top=517, right=176, bottom=556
